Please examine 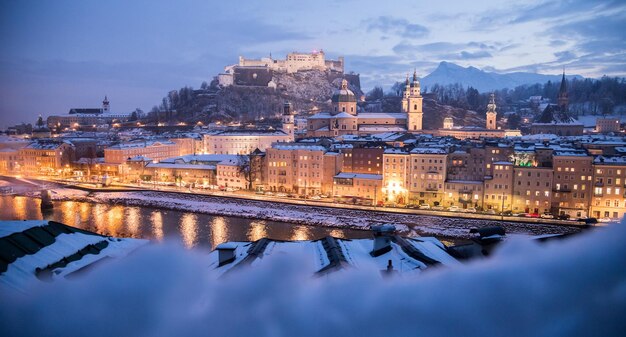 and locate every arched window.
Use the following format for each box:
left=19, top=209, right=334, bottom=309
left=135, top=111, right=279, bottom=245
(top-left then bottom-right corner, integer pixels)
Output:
left=342, top=107, right=346, bottom=112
